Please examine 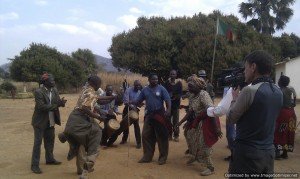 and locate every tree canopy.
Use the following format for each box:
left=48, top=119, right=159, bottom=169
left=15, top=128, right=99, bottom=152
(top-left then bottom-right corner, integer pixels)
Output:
left=239, top=0, right=295, bottom=35
left=109, top=11, right=299, bottom=81
left=9, top=43, right=95, bottom=90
